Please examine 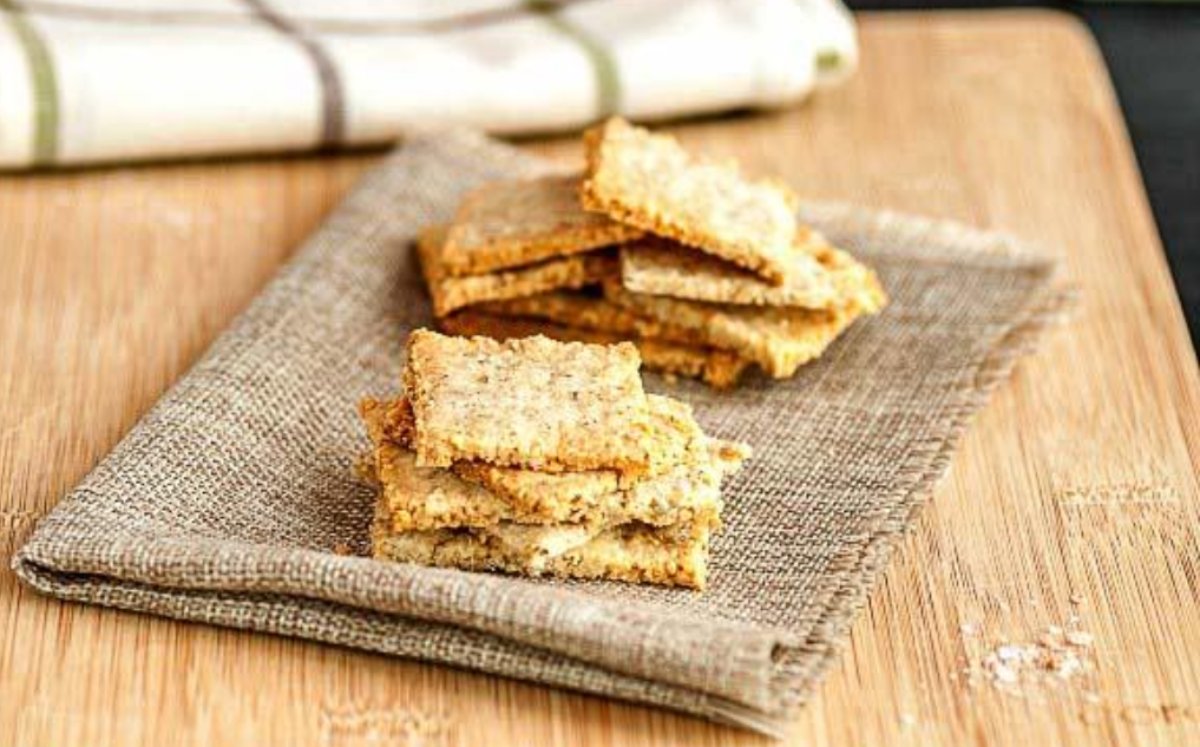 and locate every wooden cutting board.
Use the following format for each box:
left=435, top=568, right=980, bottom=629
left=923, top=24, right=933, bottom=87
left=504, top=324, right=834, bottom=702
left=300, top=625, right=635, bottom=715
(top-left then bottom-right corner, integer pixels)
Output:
left=2, top=10, right=1197, bottom=746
